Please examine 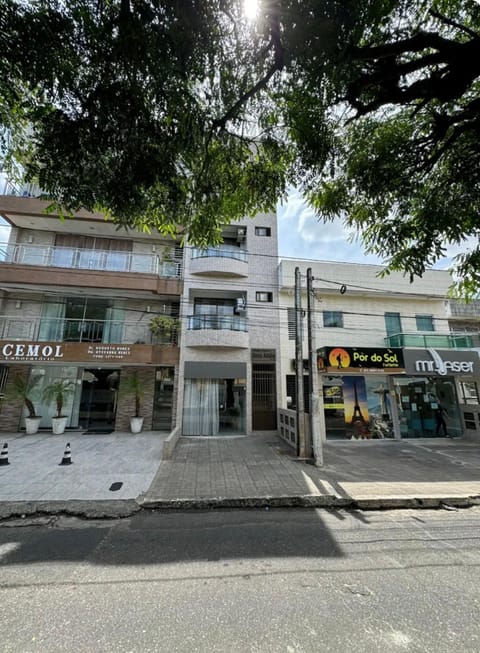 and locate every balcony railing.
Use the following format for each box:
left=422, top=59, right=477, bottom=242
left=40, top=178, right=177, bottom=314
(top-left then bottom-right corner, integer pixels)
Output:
left=0, top=316, right=177, bottom=346
left=191, top=245, right=248, bottom=263
left=0, top=242, right=181, bottom=278
left=385, top=332, right=474, bottom=349
left=449, top=300, right=480, bottom=319
left=187, top=315, right=248, bottom=332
